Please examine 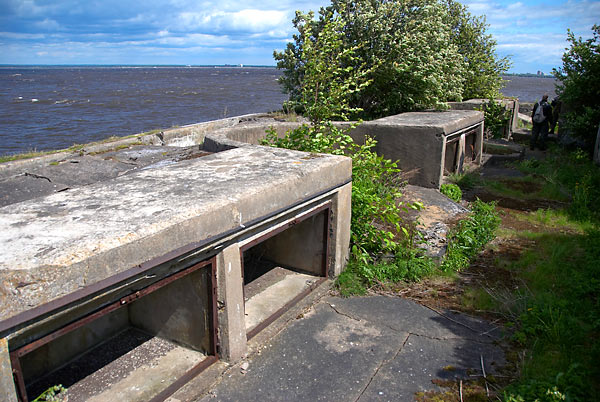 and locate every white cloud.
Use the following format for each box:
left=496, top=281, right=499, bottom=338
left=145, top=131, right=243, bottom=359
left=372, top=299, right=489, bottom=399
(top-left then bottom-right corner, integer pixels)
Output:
left=34, top=18, right=61, bottom=31
left=0, top=32, right=46, bottom=39
left=175, top=8, right=289, bottom=34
